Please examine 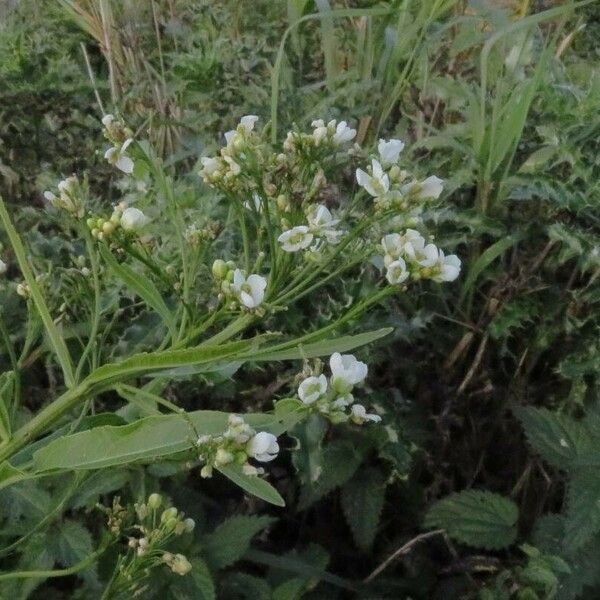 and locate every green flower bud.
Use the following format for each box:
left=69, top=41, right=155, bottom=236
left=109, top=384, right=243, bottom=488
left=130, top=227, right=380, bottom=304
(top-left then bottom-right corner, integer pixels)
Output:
left=212, top=259, right=228, bottom=279
left=147, top=493, right=162, bottom=510
left=160, top=507, right=178, bottom=523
